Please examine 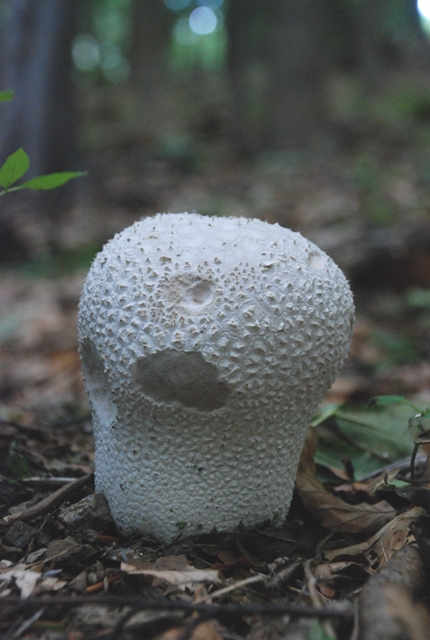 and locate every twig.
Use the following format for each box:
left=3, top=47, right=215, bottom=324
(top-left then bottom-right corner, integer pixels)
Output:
left=0, top=593, right=353, bottom=620
left=411, top=443, right=420, bottom=480
left=1, top=474, right=93, bottom=526
left=195, top=574, right=264, bottom=603
left=4, top=607, right=45, bottom=640
left=304, top=561, right=336, bottom=638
